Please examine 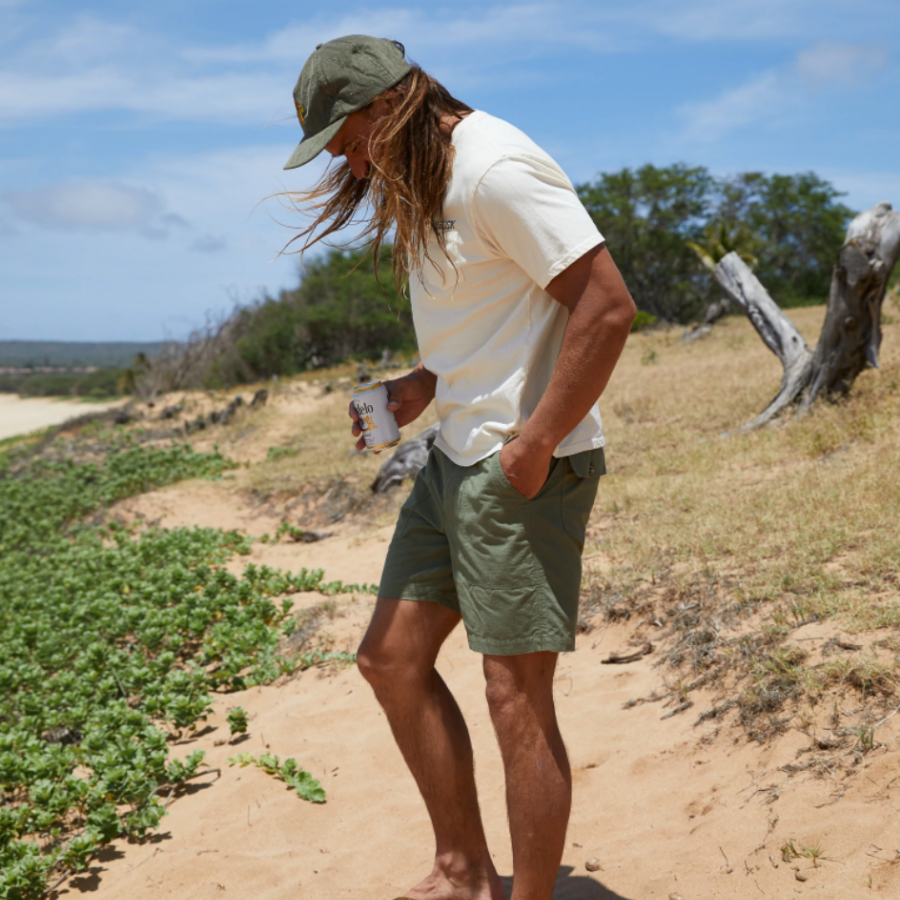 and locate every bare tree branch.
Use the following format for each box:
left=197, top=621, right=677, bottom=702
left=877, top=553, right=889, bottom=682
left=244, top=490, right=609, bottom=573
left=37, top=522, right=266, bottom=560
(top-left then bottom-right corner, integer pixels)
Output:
left=714, top=254, right=812, bottom=429
left=714, top=201, right=900, bottom=430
